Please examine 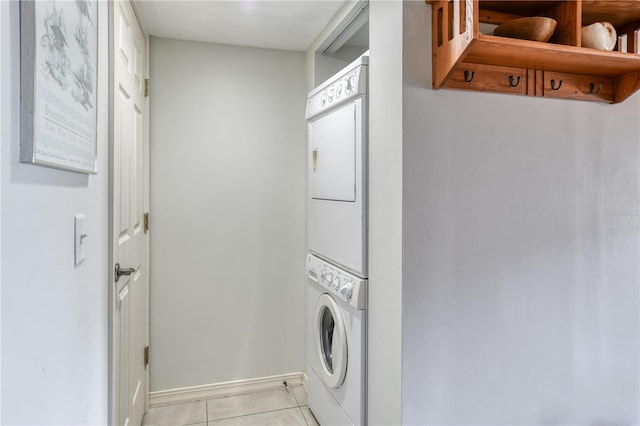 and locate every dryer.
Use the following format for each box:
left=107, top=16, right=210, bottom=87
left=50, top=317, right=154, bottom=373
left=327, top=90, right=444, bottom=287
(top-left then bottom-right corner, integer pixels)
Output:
left=306, top=254, right=367, bottom=426
left=306, top=56, right=368, bottom=278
